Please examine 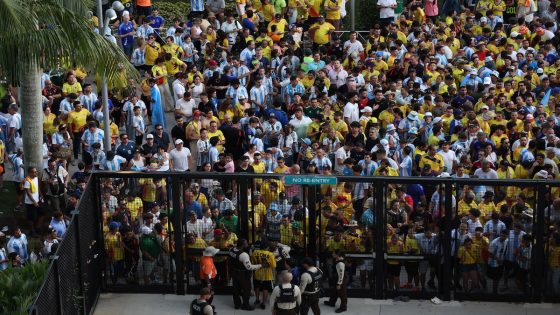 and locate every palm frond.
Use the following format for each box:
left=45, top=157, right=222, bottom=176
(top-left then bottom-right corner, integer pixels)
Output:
left=0, top=0, right=138, bottom=86
left=0, top=0, right=30, bottom=37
